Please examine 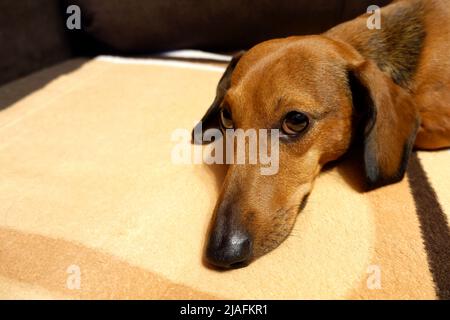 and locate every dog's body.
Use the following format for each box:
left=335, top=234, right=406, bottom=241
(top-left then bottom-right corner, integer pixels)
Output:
left=195, top=0, right=450, bottom=268
left=327, top=0, right=450, bottom=149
